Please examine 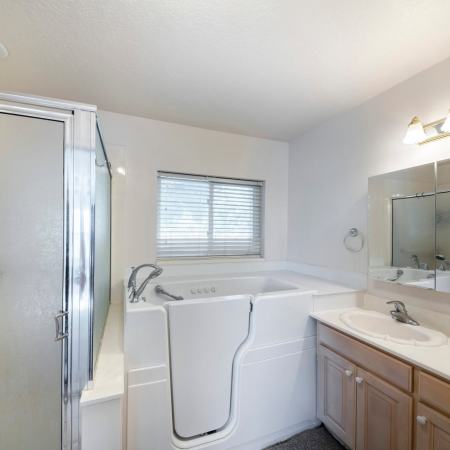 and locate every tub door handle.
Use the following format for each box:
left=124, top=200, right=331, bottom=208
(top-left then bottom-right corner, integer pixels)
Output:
left=54, top=311, right=69, bottom=341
